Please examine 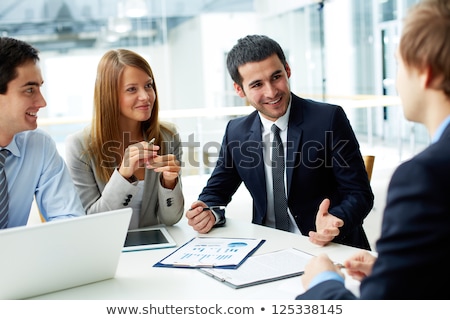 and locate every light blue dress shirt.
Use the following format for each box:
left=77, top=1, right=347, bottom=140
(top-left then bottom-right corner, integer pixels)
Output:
left=1, top=129, right=84, bottom=228
left=308, top=270, right=345, bottom=289
left=431, top=115, right=450, bottom=143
